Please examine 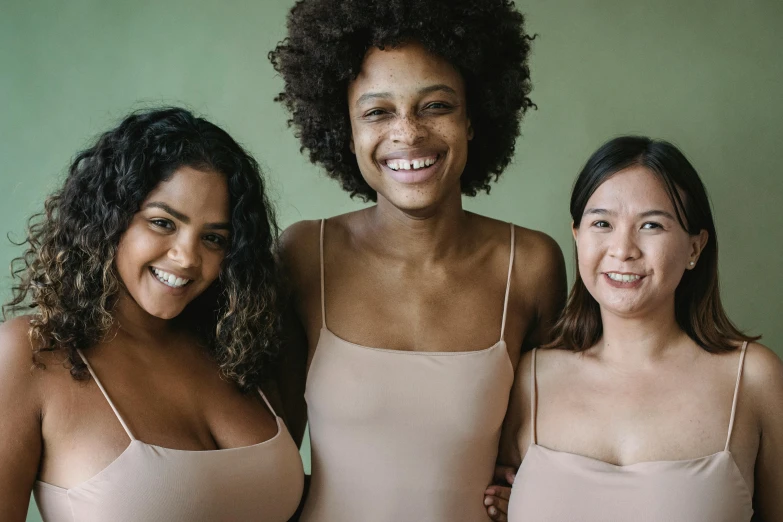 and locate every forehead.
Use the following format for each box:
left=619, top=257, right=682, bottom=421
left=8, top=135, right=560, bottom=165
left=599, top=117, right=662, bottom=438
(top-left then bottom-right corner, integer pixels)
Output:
left=144, top=166, right=229, bottom=218
left=586, top=166, right=677, bottom=214
left=348, top=41, right=465, bottom=101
